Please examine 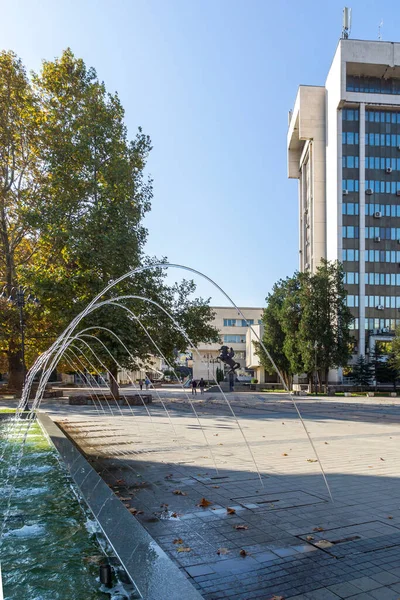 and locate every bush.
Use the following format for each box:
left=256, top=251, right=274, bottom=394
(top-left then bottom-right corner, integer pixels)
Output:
left=251, top=378, right=258, bottom=384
